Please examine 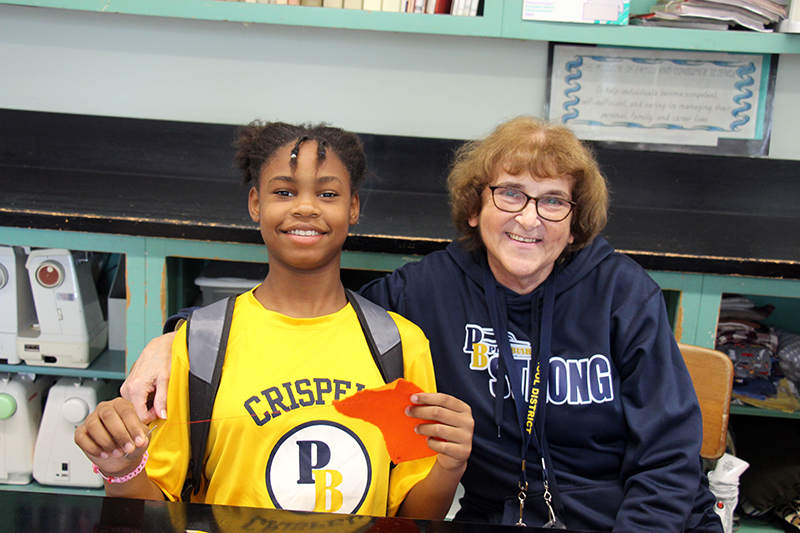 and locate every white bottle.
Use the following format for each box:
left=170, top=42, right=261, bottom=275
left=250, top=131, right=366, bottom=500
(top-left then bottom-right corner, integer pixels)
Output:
left=708, top=453, right=750, bottom=533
